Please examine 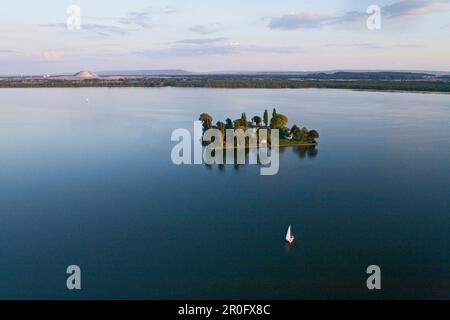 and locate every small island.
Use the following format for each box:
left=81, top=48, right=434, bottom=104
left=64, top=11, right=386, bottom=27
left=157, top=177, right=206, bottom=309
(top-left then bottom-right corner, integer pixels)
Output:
left=198, top=108, right=319, bottom=149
